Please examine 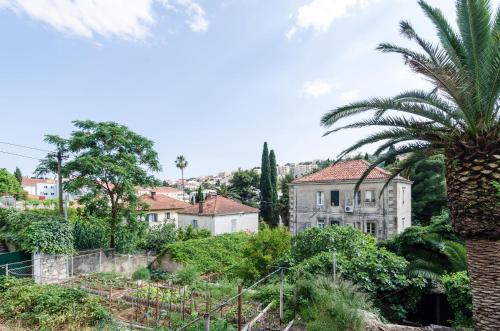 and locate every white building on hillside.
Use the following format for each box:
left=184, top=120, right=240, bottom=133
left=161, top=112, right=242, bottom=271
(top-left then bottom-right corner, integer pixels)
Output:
left=21, top=177, right=58, bottom=199
left=177, top=195, right=259, bottom=235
